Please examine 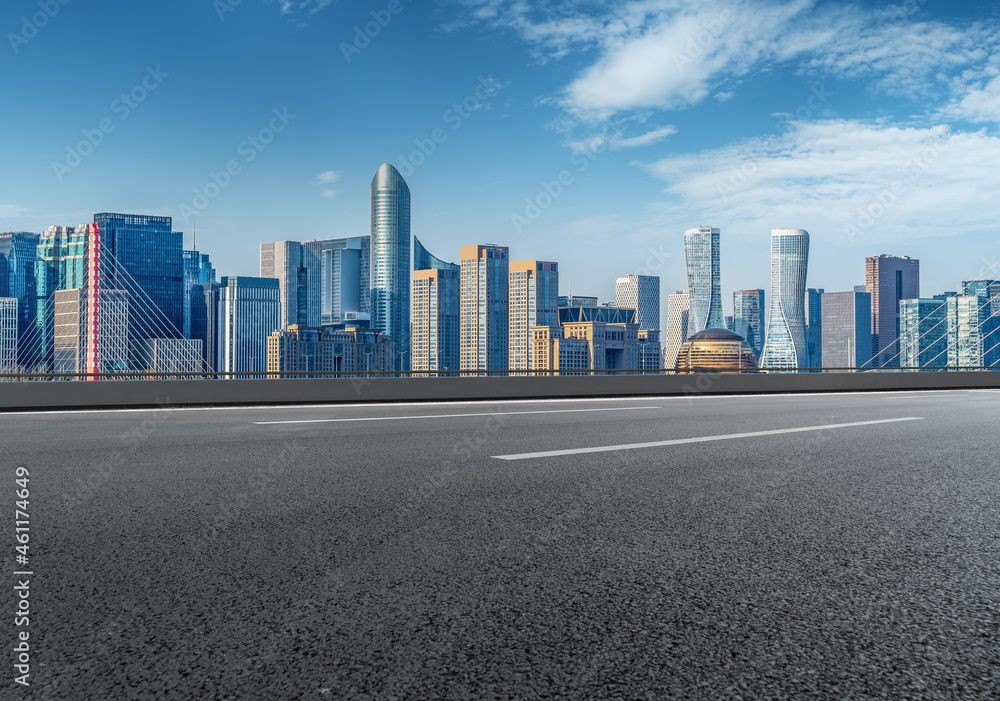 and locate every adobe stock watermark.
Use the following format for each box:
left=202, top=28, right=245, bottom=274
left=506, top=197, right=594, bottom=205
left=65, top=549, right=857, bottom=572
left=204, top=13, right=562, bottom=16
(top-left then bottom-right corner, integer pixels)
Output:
left=671, top=1, right=747, bottom=71
left=510, top=128, right=623, bottom=234
left=177, top=107, right=295, bottom=222
left=844, top=137, right=952, bottom=242
left=396, top=75, right=505, bottom=177
left=8, top=0, right=71, bottom=54
left=214, top=0, right=243, bottom=21
left=51, top=65, right=169, bottom=183
left=341, top=0, right=411, bottom=63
